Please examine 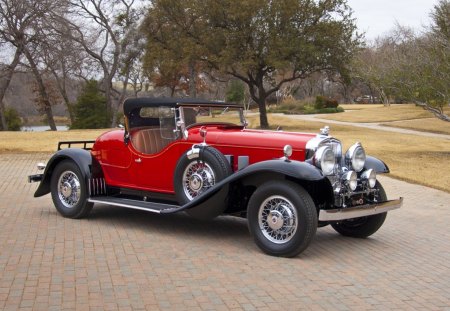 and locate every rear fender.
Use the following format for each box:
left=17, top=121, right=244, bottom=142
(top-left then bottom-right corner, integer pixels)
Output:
left=34, top=149, right=92, bottom=197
